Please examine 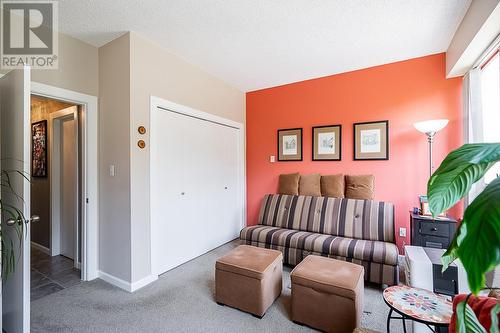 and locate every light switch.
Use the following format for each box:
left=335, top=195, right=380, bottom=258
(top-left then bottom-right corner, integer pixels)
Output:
left=270, top=155, right=276, bottom=163
left=109, top=164, right=115, bottom=177
left=399, top=227, right=406, bottom=237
